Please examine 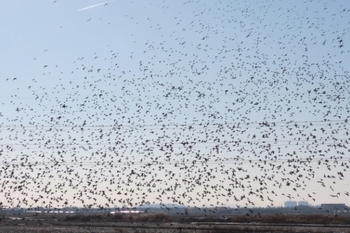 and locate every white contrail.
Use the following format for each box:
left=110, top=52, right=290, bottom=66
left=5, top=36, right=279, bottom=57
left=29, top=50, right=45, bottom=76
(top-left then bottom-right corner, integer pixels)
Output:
left=78, top=0, right=114, bottom=12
